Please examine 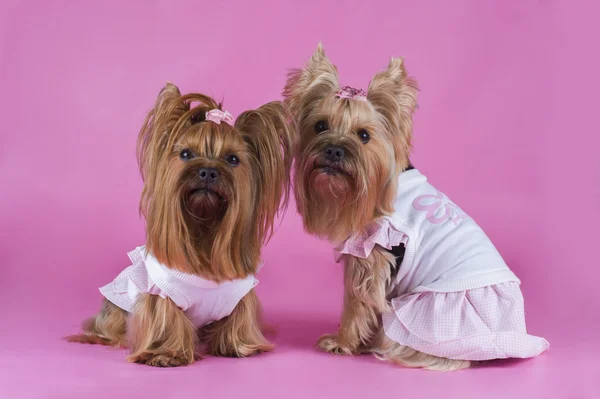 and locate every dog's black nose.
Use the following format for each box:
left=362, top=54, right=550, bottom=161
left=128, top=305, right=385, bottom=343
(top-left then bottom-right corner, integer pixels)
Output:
left=324, top=145, right=345, bottom=162
left=198, top=167, right=219, bottom=183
